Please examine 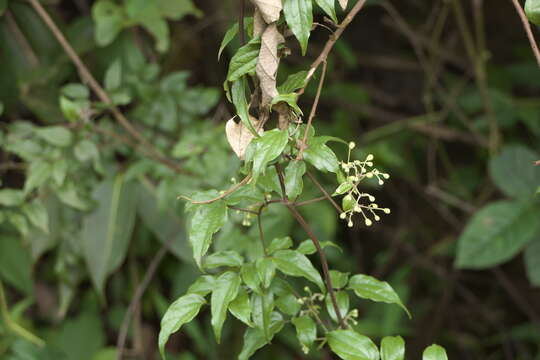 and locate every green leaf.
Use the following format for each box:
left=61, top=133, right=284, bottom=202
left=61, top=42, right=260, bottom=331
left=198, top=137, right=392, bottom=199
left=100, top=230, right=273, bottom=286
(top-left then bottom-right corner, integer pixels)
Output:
left=62, top=83, right=90, bottom=99
left=242, top=262, right=262, bottom=294
left=211, top=271, right=241, bottom=343
left=278, top=70, right=309, bottom=94
left=238, top=313, right=284, bottom=360
left=231, top=78, right=259, bottom=137
left=56, top=181, right=91, bottom=210
left=330, top=270, right=349, bottom=289
left=272, top=249, right=325, bottom=291
left=251, top=290, right=275, bottom=341
left=525, top=237, right=540, bottom=286
left=325, top=291, right=349, bottom=323
left=92, top=0, right=125, bottom=47
left=81, top=174, right=138, bottom=296
left=455, top=200, right=540, bottom=269
left=267, top=236, right=293, bottom=254
left=52, top=158, right=69, bottom=185
left=0, top=189, right=25, bottom=206
left=227, top=37, right=261, bottom=81
left=422, top=344, right=448, bottom=360
left=284, top=160, right=306, bottom=199
left=229, top=287, right=252, bottom=326
left=304, top=137, right=340, bottom=173
left=246, top=129, right=289, bottom=182
left=22, top=200, right=49, bottom=233
left=327, top=329, right=379, bottom=360
left=24, top=160, right=52, bottom=193
left=74, top=139, right=100, bottom=163
left=159, top=294, right=206, bottom=358
left=35, top=126, right=73, bottom=147
left=271, top=93, right=303, bottom=115
left=187, top=275, right=216, bottom=296
left=0, top=235, right=33, bottom=294
left=8, top=212, right=29, bottom=237
left=348, top=274, right=411, bottom=318
left=188, top=199, right=228, bottom=267
left=104, top=59, right=122, bottom=90
left=276, top=292, right=301, bottom=316
left=204, top=250, right=244, bottom=269
left=315, top=0, right=338, bottom=22
left=156, top=0, right=202, bottom=19
left=334, top=182, right=354, bottom=196
left=292, top=315, right=317, bottom=352
left=297, top=239, right=341, bottom=255
left=489, top=145, right=540, bottom=198
left=60, top=96, right=82, bottom=122
left=526, top=0, right=540, bottom=26
left=256, top=257, right=276, bottom=288
left=381, top=336, right=405, bottom=360
left=218, top=22, right=238, bottom=60
left=283, top=0, right=313, bottom=55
